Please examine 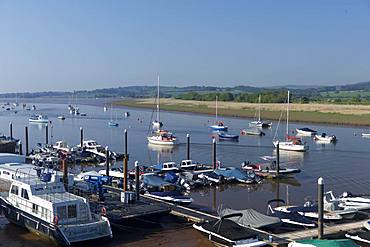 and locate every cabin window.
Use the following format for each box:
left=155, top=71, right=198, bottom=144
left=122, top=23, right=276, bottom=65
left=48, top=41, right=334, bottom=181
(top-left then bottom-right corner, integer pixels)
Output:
left=10, top=185, right=19, bottom=195
left=32, top=204, right=38, bottom=214
left=41, top=207, right=47, bottom=218
left=57, top=206, right=67, bottom=220
left=3, top=171, right=10, bottom=175
left=68, top=205, right=77, bottom=219
left=21, top=189, right=29, bottom=200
